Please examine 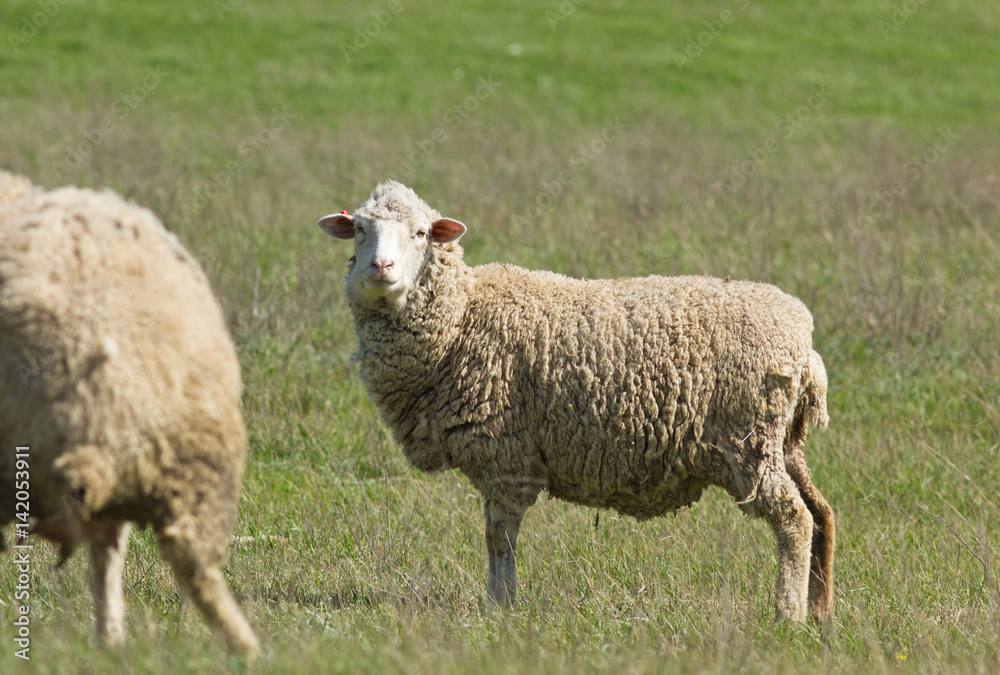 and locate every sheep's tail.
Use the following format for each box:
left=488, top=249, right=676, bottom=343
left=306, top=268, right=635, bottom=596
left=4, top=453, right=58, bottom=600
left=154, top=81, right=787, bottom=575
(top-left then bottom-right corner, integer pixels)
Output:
left=786, top=349, right=829, bottom=451
left=801, top=349, right=829, bottom=430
